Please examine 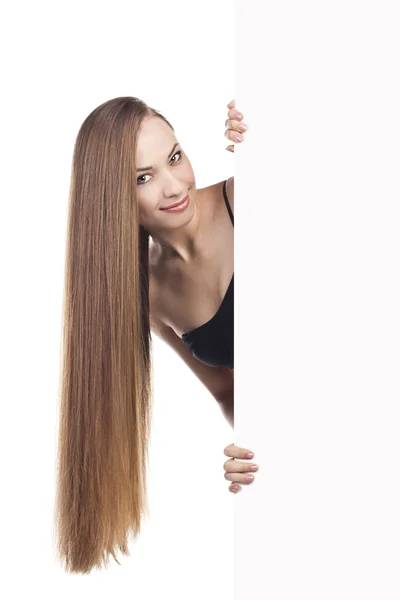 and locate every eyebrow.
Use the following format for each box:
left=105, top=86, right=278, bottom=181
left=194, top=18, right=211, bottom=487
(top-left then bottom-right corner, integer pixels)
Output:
left=136, top=143, right=180, bottom=172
